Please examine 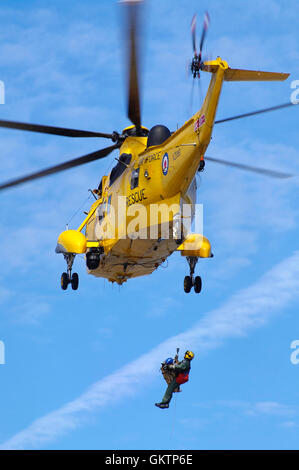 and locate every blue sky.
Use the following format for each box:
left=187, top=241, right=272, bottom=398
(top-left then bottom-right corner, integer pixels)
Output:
left=0, top=0, right=298, bottom=450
